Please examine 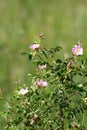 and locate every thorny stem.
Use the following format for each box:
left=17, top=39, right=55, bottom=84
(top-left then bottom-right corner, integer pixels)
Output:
left=82, top=113, right=85, bottom=126
left=37, top=54, right=44, bottom=61
left=60, top=107, right=64, bottom=130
